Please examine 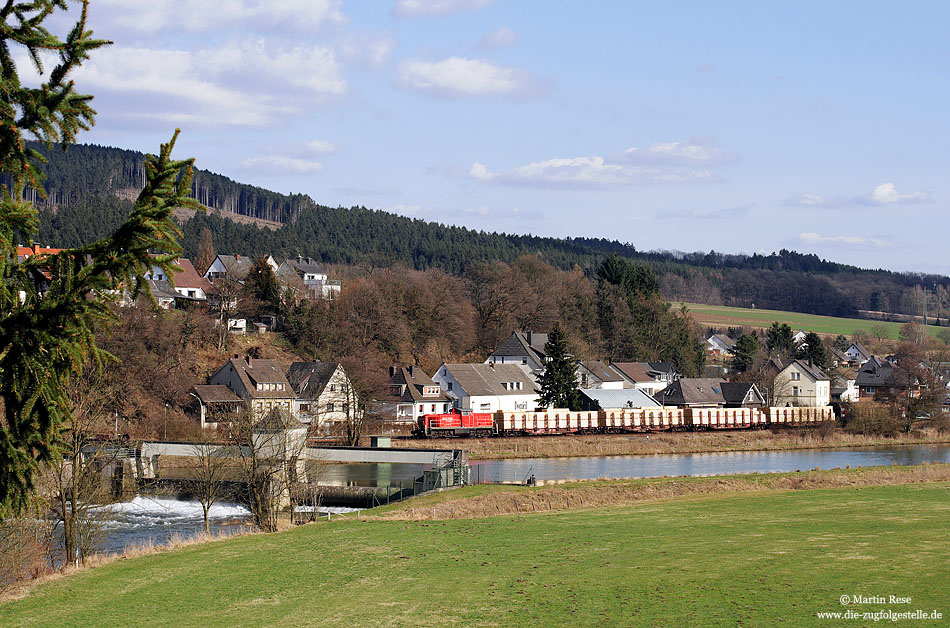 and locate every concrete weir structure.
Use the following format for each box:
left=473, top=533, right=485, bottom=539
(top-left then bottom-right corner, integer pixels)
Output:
left=304, top=446, right=465, bottom=466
